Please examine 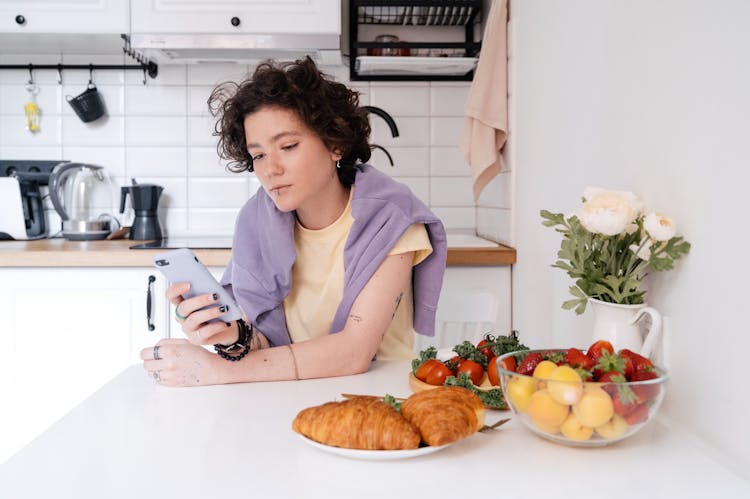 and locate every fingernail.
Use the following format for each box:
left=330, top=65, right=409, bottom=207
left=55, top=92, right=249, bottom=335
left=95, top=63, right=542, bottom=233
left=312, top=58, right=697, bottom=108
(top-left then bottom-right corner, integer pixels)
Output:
left=219, top=305, right=228, bottom=313
left=212, top=293, right=219, bottom=301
